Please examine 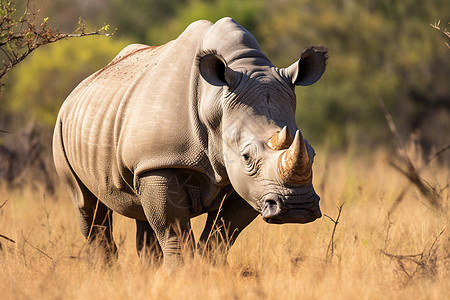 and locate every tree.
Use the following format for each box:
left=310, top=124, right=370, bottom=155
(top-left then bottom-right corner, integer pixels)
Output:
left=0, top=0, right=118, bottom=192
left=259, top=0, right=450, bottom=151
left=0, top=0, right=114, bottom=88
